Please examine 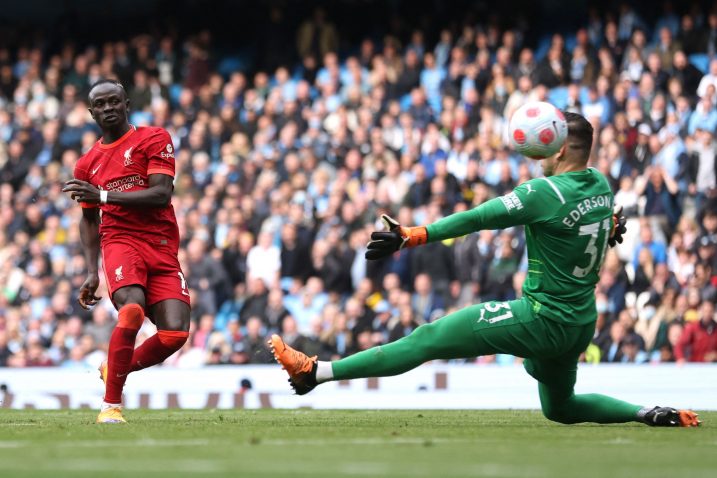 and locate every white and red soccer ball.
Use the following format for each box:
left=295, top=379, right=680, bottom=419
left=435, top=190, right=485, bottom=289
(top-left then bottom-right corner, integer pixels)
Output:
left=508, top=101, right=568, bottom=159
